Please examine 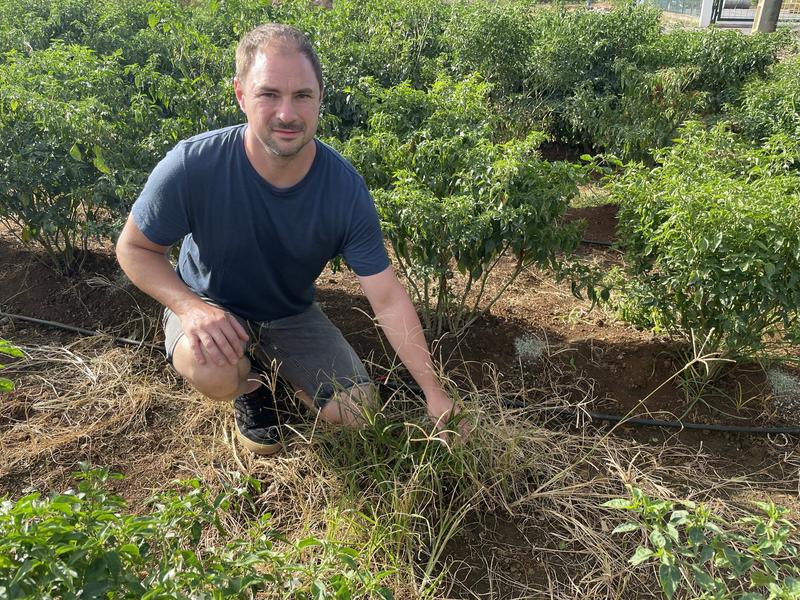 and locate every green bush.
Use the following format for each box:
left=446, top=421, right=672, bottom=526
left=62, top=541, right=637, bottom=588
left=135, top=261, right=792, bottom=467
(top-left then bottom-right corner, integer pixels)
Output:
left=639, top=28, right=792, bottom=112
left=334, top=74, right=582, bottom=334
left=0, top=464, right=392, bottom=599
left=604, top=485, right=800, bottom=599
left=564, top=61, right=704, bottom=160
left=610, top=122, right=800, bottom=369
left=0, top=0, right=244, bottom=272
left=442, top=0, right=537, bottom=97
left=728, top=54, right=800, bottom=144
left=300, top=0, right=450, bottom=136
left=525, top=4, right=664, bottom=147
left=0, top=44, right=134, bottom=272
